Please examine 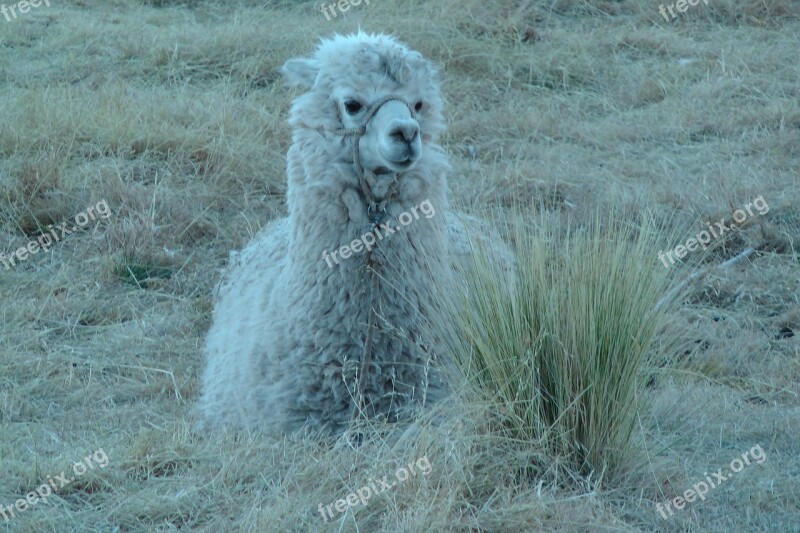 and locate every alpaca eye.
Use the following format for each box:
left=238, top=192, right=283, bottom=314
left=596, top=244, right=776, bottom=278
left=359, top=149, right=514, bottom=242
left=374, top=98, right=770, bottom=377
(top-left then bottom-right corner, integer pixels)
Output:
left=414, top=101, right=423, bottom=112
left=344, top=99, right=363, bottom=115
